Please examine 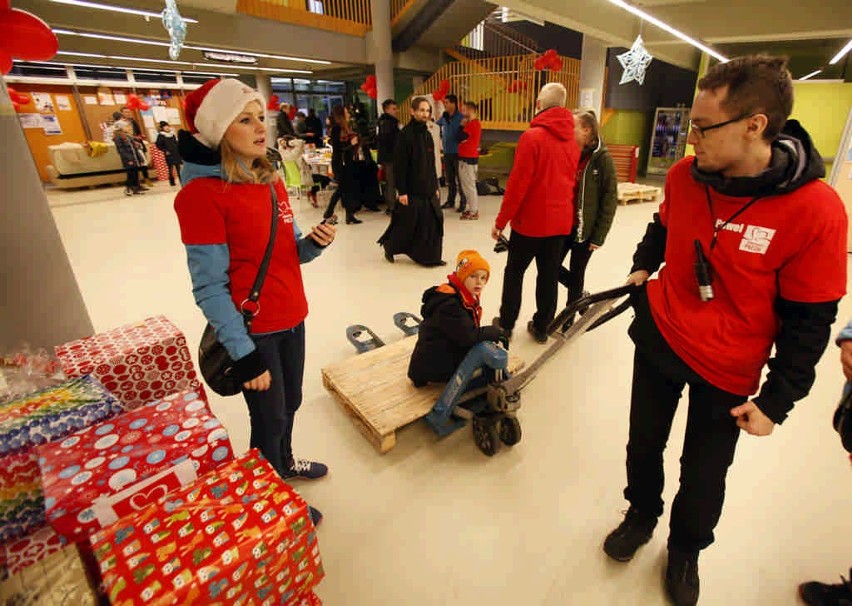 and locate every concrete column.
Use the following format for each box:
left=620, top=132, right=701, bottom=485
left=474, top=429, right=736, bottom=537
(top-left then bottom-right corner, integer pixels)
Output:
left=0, top=78, right=94, bottom=351
left=255, top=72, right=277, bottom=146
left=370, top=0, right=394, bottom=111
left=578, top=34, right=608, bottom=119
